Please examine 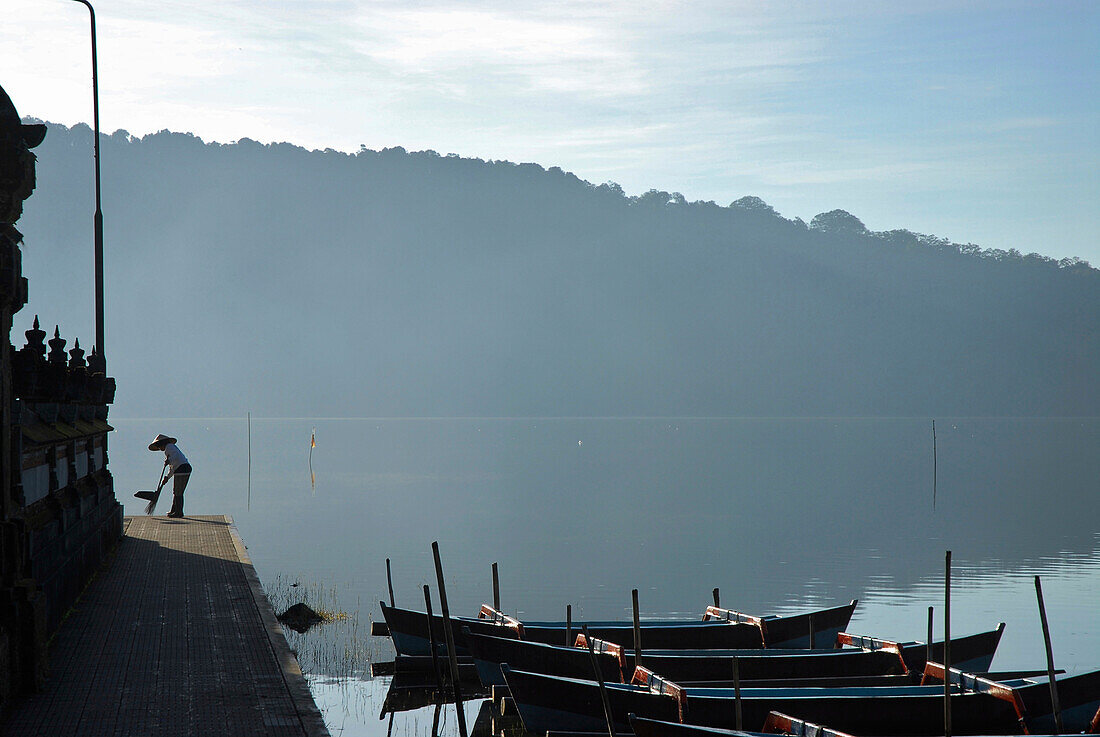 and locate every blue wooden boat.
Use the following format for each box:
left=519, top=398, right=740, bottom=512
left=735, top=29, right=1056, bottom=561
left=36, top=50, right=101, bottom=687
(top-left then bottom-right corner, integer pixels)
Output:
left=629, top=712, right=859, bottom=737
left=547, top=711, right=861, bottom=737
left=500, top=662, right=1100, bottom=735
left=378, top=600, right=857, bottom=656
left=628, top=713, right=1093, bottom=737
left=465, top=624, right=1005, bottom=687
